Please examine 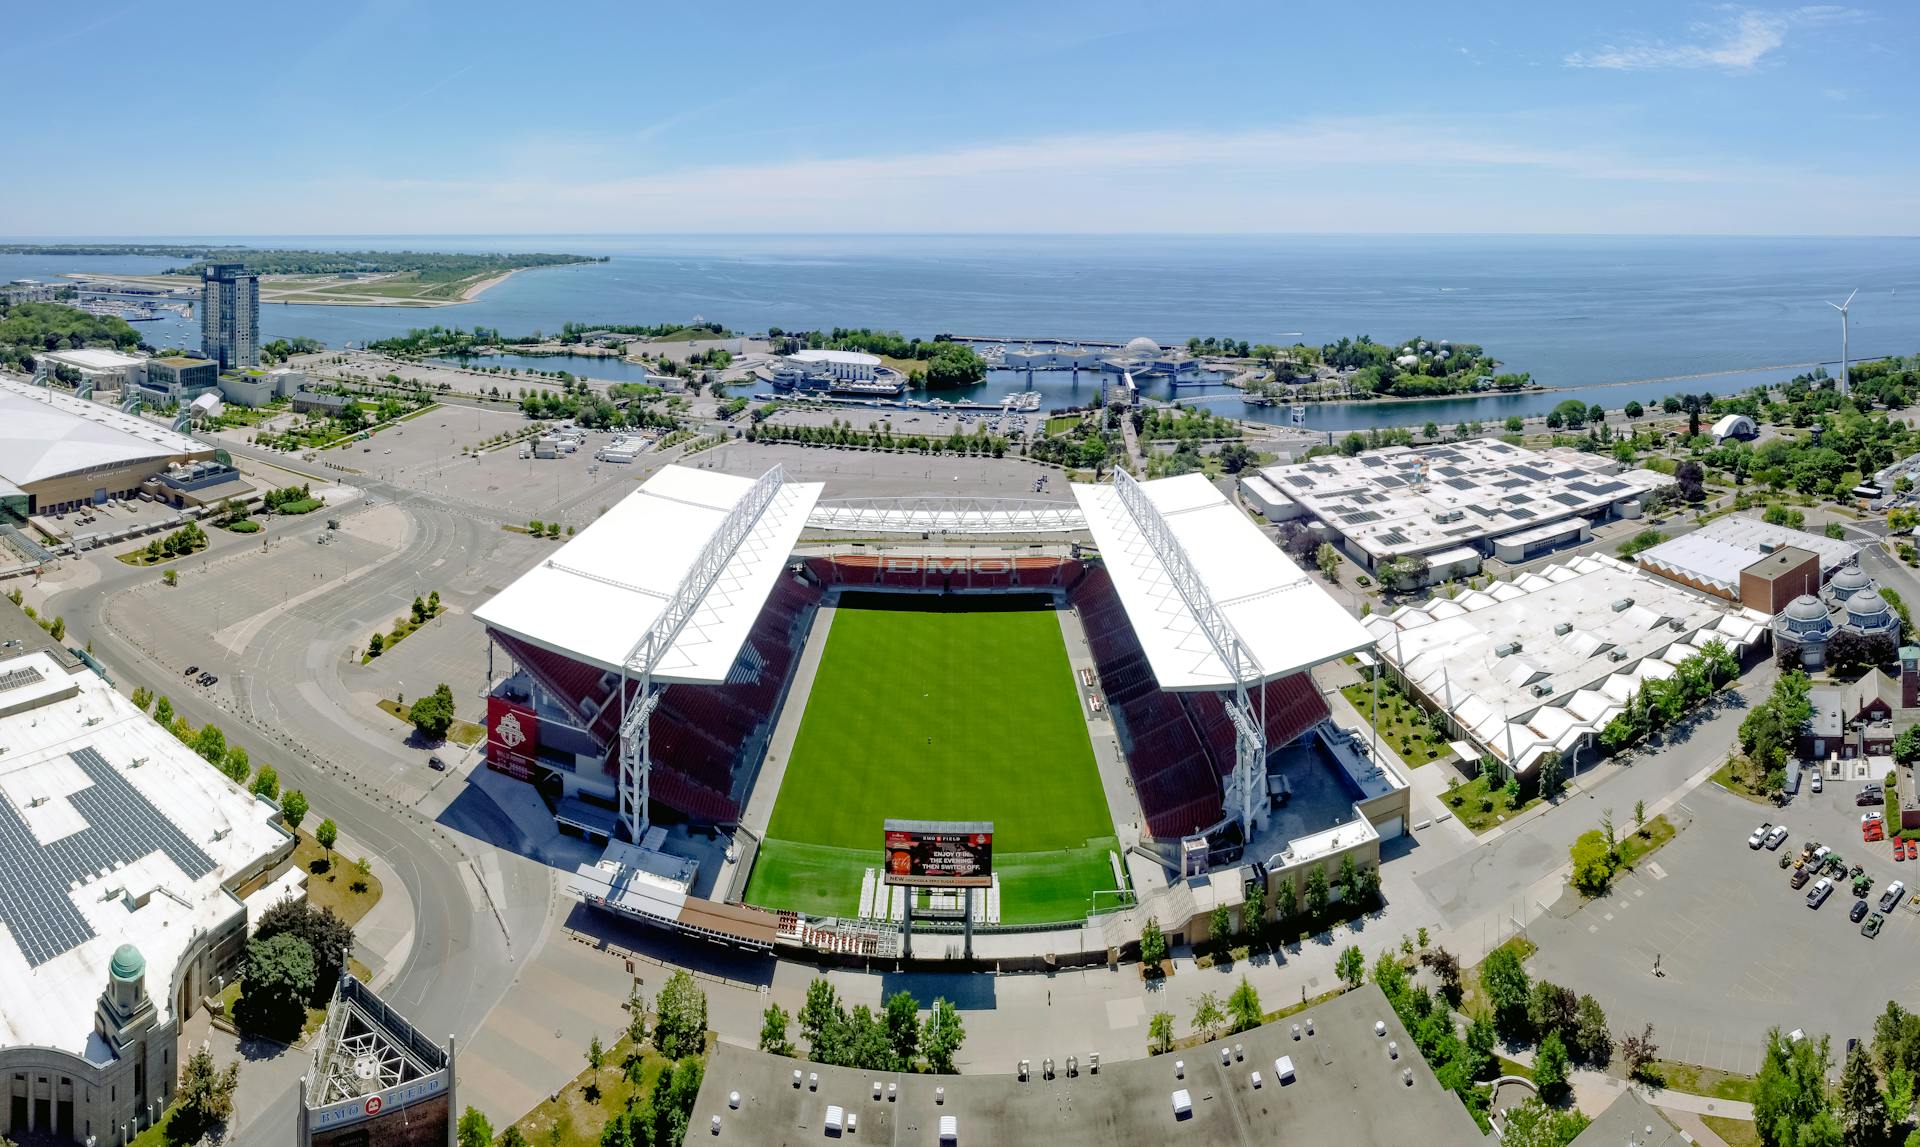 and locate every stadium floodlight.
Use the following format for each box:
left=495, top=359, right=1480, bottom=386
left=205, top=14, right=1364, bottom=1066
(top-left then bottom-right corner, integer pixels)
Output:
left=1827, top=288, right=1857, bottom=396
